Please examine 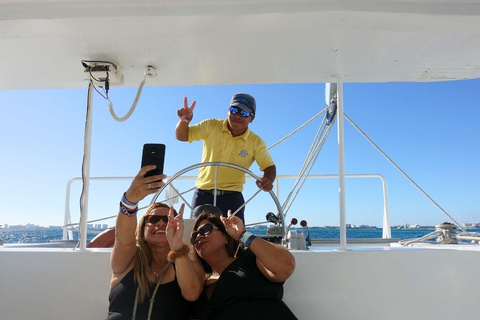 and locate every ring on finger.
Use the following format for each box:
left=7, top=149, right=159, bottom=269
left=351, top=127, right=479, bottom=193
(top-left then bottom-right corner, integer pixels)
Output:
left=148, top=183, right=152, bottom=189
